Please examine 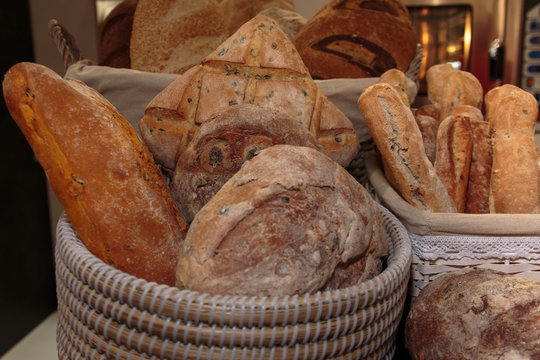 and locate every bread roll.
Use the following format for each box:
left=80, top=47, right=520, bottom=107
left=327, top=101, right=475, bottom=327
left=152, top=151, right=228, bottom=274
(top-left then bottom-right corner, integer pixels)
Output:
left=358, top=82, right=457, bottom=212
left=434, top=114, right=473, bottom=212
left=405, top=269, right=540, bottom=360
left=171, top=104, right=320, bottom=222
left=2, top=62, right=187, bottom=285
left=485, top=84, right=540, bottom=213
left=176, top=145, right=388, bottom=296
left=139, top=15, right=360, bottom=173
left=98, top=0, right=137, bottom=68
left=292, top=0, right=417, bottom=79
